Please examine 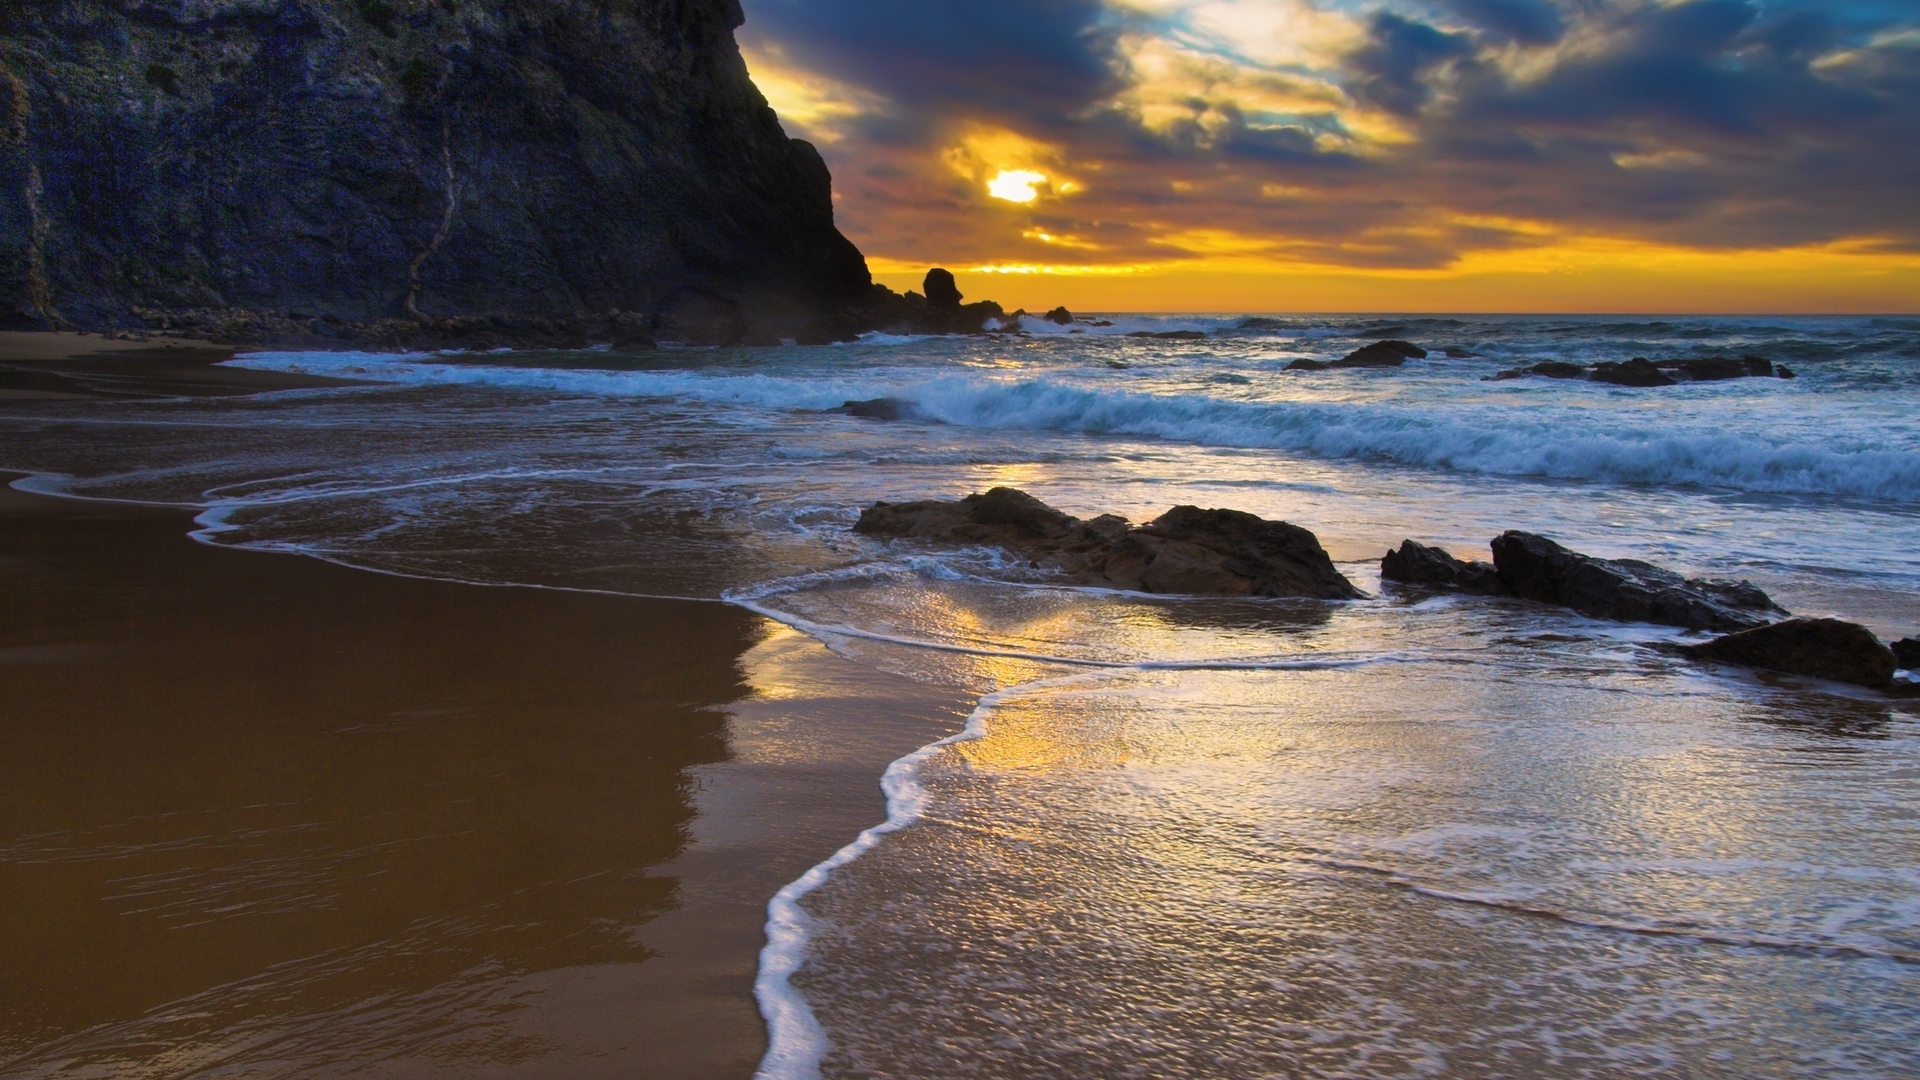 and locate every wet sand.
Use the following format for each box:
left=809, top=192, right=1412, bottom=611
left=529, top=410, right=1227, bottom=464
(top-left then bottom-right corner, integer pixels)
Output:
left=0, top=476, right=970, bottom=1078
left=0, top=332, right=362, bottom=399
